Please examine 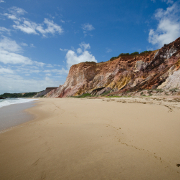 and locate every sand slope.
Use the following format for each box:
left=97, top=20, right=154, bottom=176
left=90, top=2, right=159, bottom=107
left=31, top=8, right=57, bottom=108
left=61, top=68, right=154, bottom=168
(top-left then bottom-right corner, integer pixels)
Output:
left=0, top=98, right=180, bottom=180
